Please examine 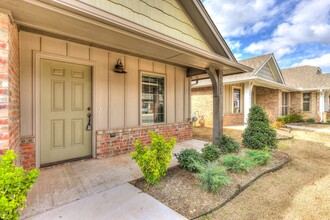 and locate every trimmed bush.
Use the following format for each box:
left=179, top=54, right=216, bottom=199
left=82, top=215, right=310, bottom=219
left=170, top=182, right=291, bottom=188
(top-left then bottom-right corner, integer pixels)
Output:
left=244, top=149, right=273, bottom=166
left=327, top=119, right=330, bottom=124
left=174, top=148, right=204, bottom=172
left=306, top=118, right=316, bottom=123
left=201, top=144, right=221, bottom=161
left=221, top=154, right=252, bottom=173
left=217, top=135, right=240, bottom=154
left=242, top=105, right=277, bottom=149
left=131, top=132, right=176, bottom=185
left=0, top=150, right=39, bottom=220
left=197, top=161, right=231, bottom=193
